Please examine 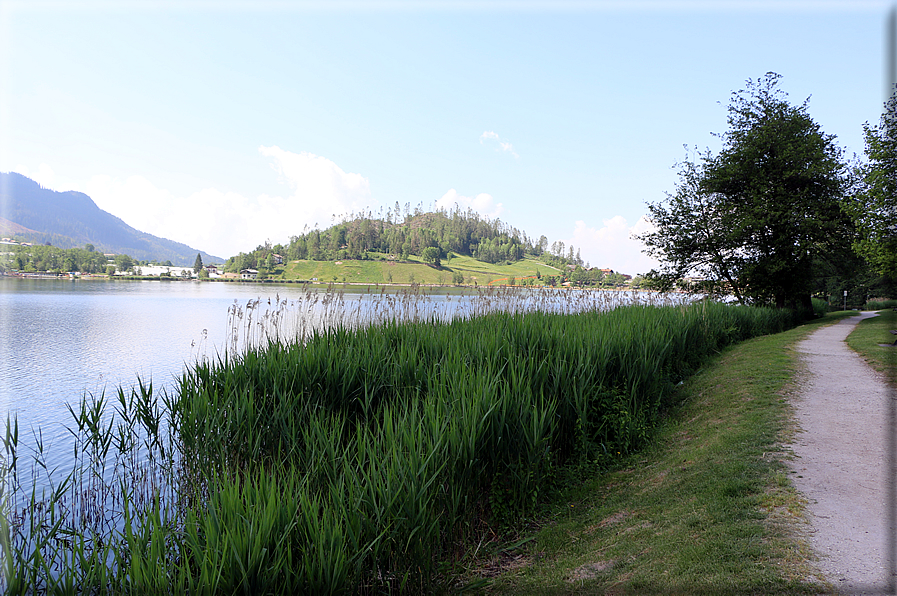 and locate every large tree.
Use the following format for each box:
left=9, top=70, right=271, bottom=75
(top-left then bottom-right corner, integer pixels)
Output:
left=639, top=73, right=851, bottom=309
left=846, top=89, right=897, bottom=281
left=421, top=246, right=441, bottom=268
